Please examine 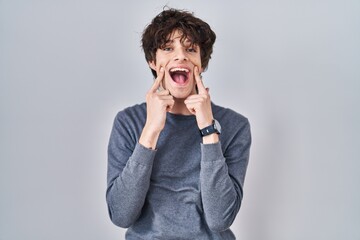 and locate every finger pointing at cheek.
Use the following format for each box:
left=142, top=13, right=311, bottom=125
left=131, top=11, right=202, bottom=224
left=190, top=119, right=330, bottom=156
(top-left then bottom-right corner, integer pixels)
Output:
left=150, top=67, right=165, bottom=93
